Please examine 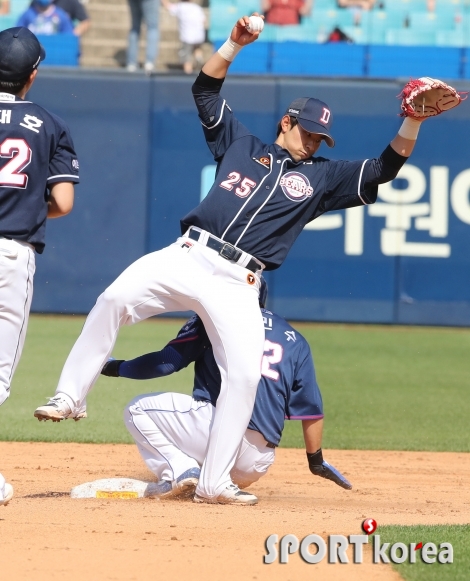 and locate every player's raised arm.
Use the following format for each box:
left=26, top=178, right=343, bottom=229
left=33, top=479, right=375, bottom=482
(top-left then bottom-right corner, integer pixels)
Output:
left=202, top=14, right=264, bottom=79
